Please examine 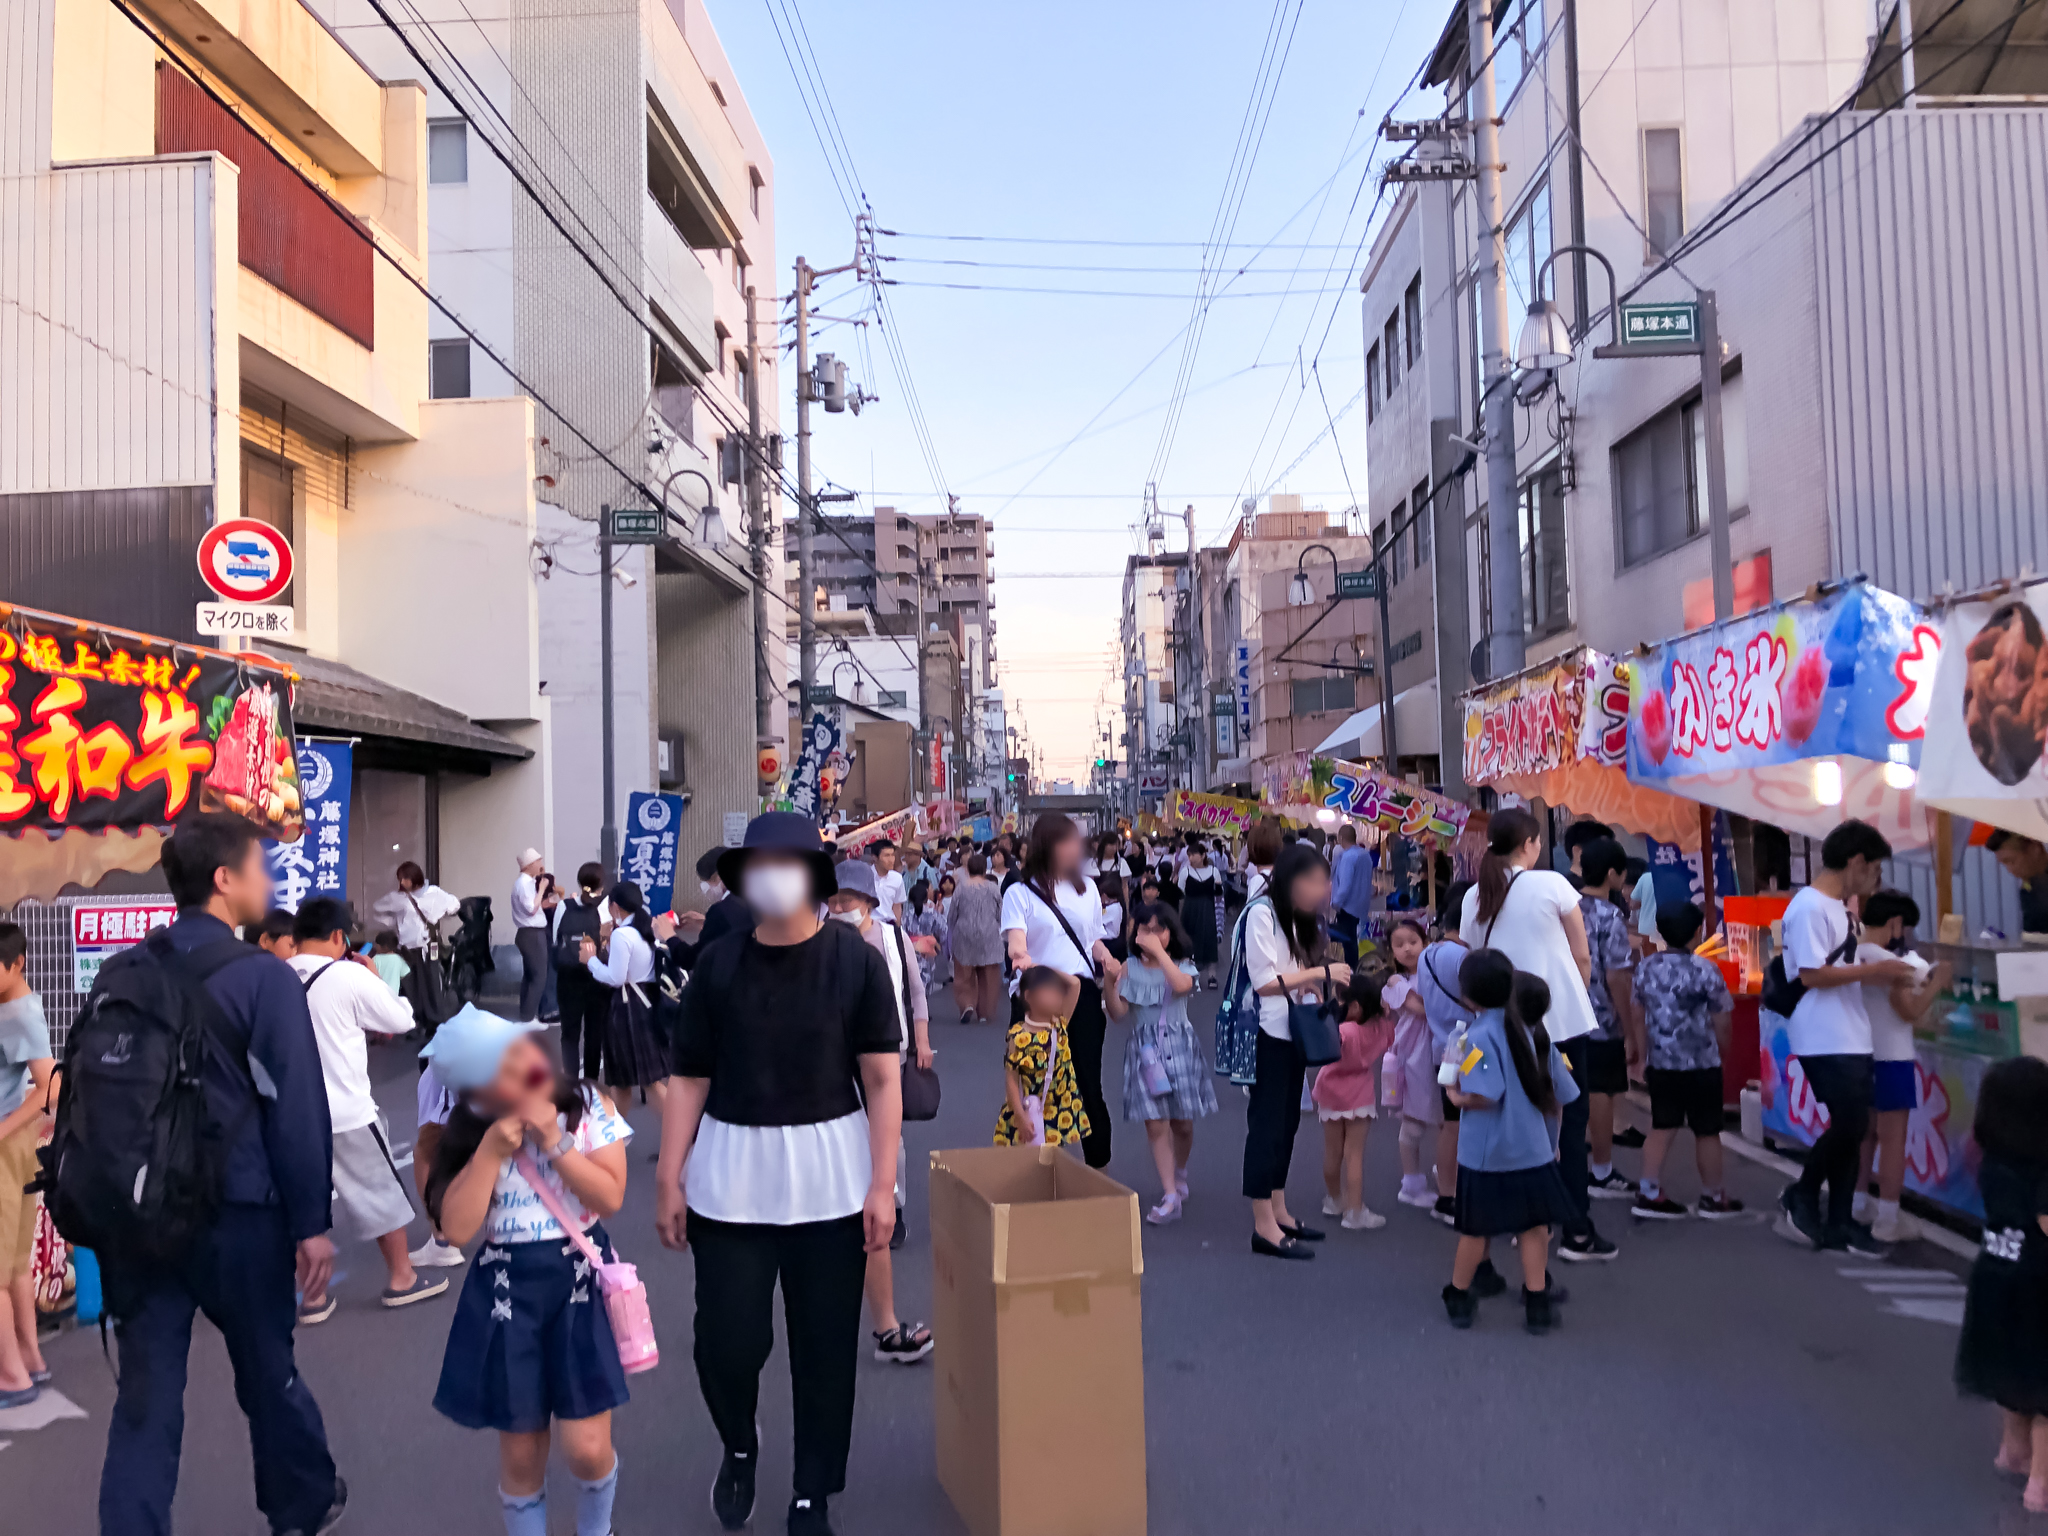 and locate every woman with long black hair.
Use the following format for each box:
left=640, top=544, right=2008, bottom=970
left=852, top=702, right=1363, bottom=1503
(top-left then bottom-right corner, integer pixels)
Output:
left=1242, top=843, right=1351, bottom=1260
left=1000, top=813, right=1121, bottom=1169
left=580, top=881, right=668, bottom=1122
left=1458, top=807, right=1615, bottom=1263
